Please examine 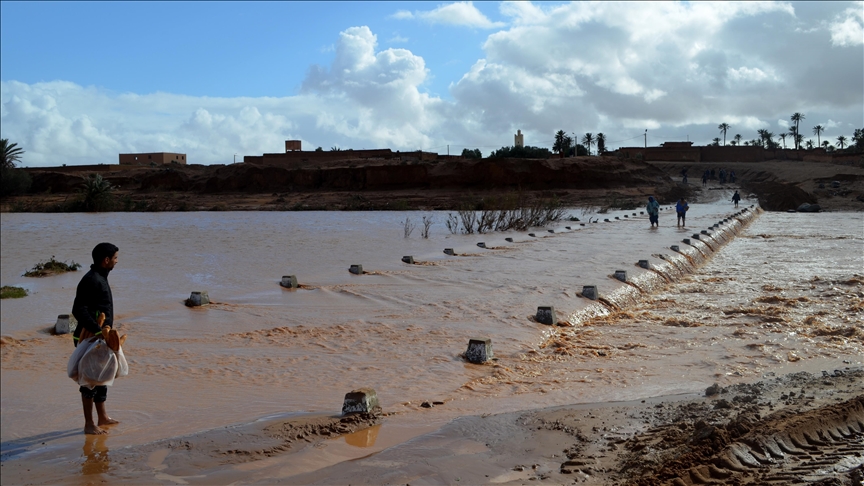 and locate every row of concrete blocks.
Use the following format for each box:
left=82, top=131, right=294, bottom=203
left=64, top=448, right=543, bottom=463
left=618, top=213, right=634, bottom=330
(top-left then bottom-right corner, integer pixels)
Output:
left=530, top=206, right=756, bottom=327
